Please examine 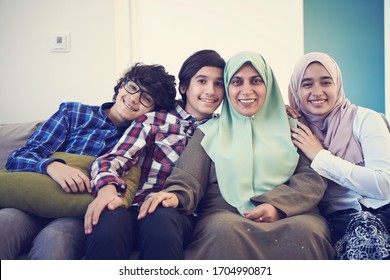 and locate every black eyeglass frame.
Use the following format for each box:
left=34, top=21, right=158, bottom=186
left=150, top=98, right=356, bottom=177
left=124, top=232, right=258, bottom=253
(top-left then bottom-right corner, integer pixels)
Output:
left=123, top=79, right=155, bottom=108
